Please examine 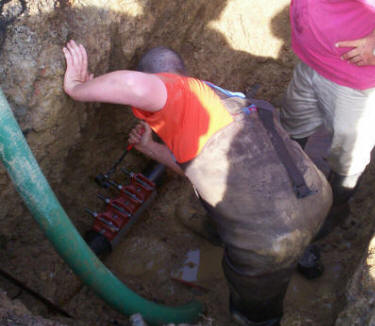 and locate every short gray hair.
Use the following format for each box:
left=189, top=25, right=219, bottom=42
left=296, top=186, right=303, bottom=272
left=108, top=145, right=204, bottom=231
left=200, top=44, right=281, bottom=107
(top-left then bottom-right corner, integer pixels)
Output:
left=137, top=46, right=186, bottom=75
